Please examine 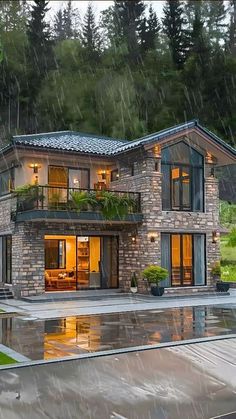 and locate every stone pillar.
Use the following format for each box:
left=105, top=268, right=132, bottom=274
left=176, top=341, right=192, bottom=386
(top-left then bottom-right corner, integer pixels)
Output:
left=12, top=223, right=45, bottom=297
left=205, top=176, right=221, bottom=285
left=112, top=152, right=163, bottom=291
